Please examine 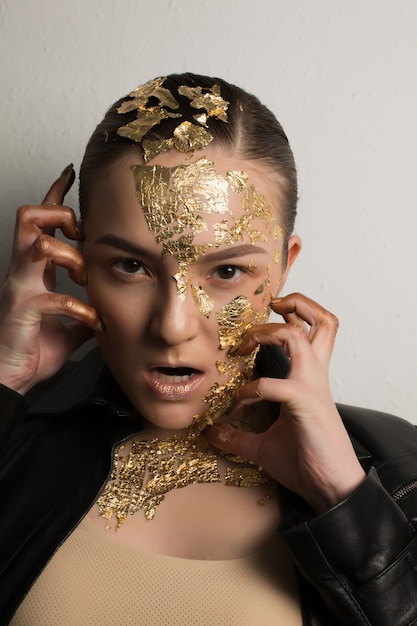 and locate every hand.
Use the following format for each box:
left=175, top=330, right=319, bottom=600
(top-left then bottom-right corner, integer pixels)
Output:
left=205, top=293, right=366, bottom=513
left=0, top=165, right=102, bottom=395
